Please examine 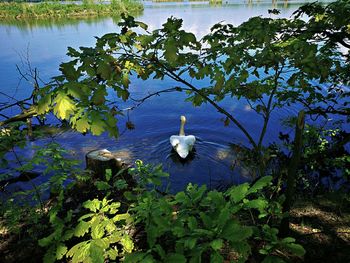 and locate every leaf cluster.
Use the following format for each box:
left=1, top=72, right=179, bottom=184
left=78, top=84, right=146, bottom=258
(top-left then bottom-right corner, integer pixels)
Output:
left=39, top=197, right=134, bottom=263
left=125, top=171, right=304, bottom=263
